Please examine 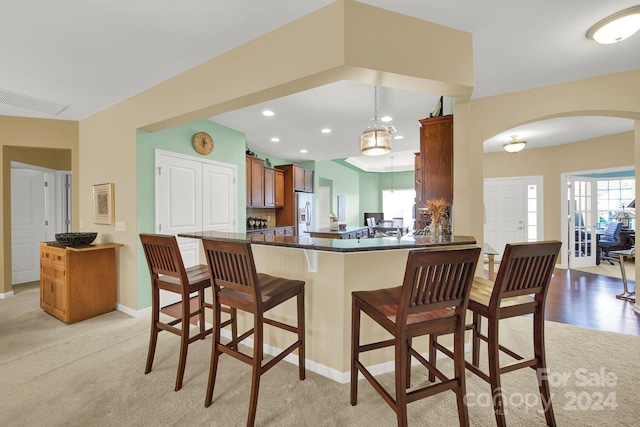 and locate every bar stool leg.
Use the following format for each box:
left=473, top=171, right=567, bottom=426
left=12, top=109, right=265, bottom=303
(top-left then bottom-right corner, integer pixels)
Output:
left=350, top=300, right=361, bottom=406
left=145, top=287, right=160, bottom=375
left=534, top=310, right=556, bottom=427
left=454, top=322, right=470, bottom=427
left=204, top=309, right=222, bottom=407
left=487, top=317, right=507, bottom=427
